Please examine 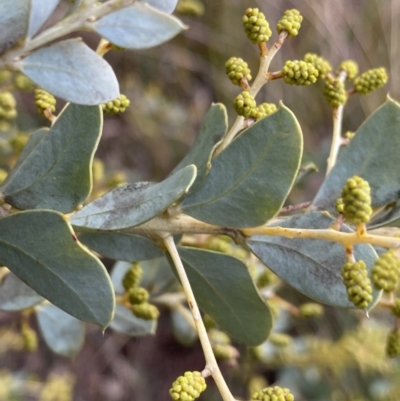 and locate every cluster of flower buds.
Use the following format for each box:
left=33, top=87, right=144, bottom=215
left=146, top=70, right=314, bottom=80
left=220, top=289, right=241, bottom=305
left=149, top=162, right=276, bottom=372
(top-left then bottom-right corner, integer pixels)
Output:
left=341, top=260, right=373, bottom=309
left=252, top=385, right=295, bottom=401
left=169, top=371, right=207, bottom=401
left=122, top=263, right=160, bottom=320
